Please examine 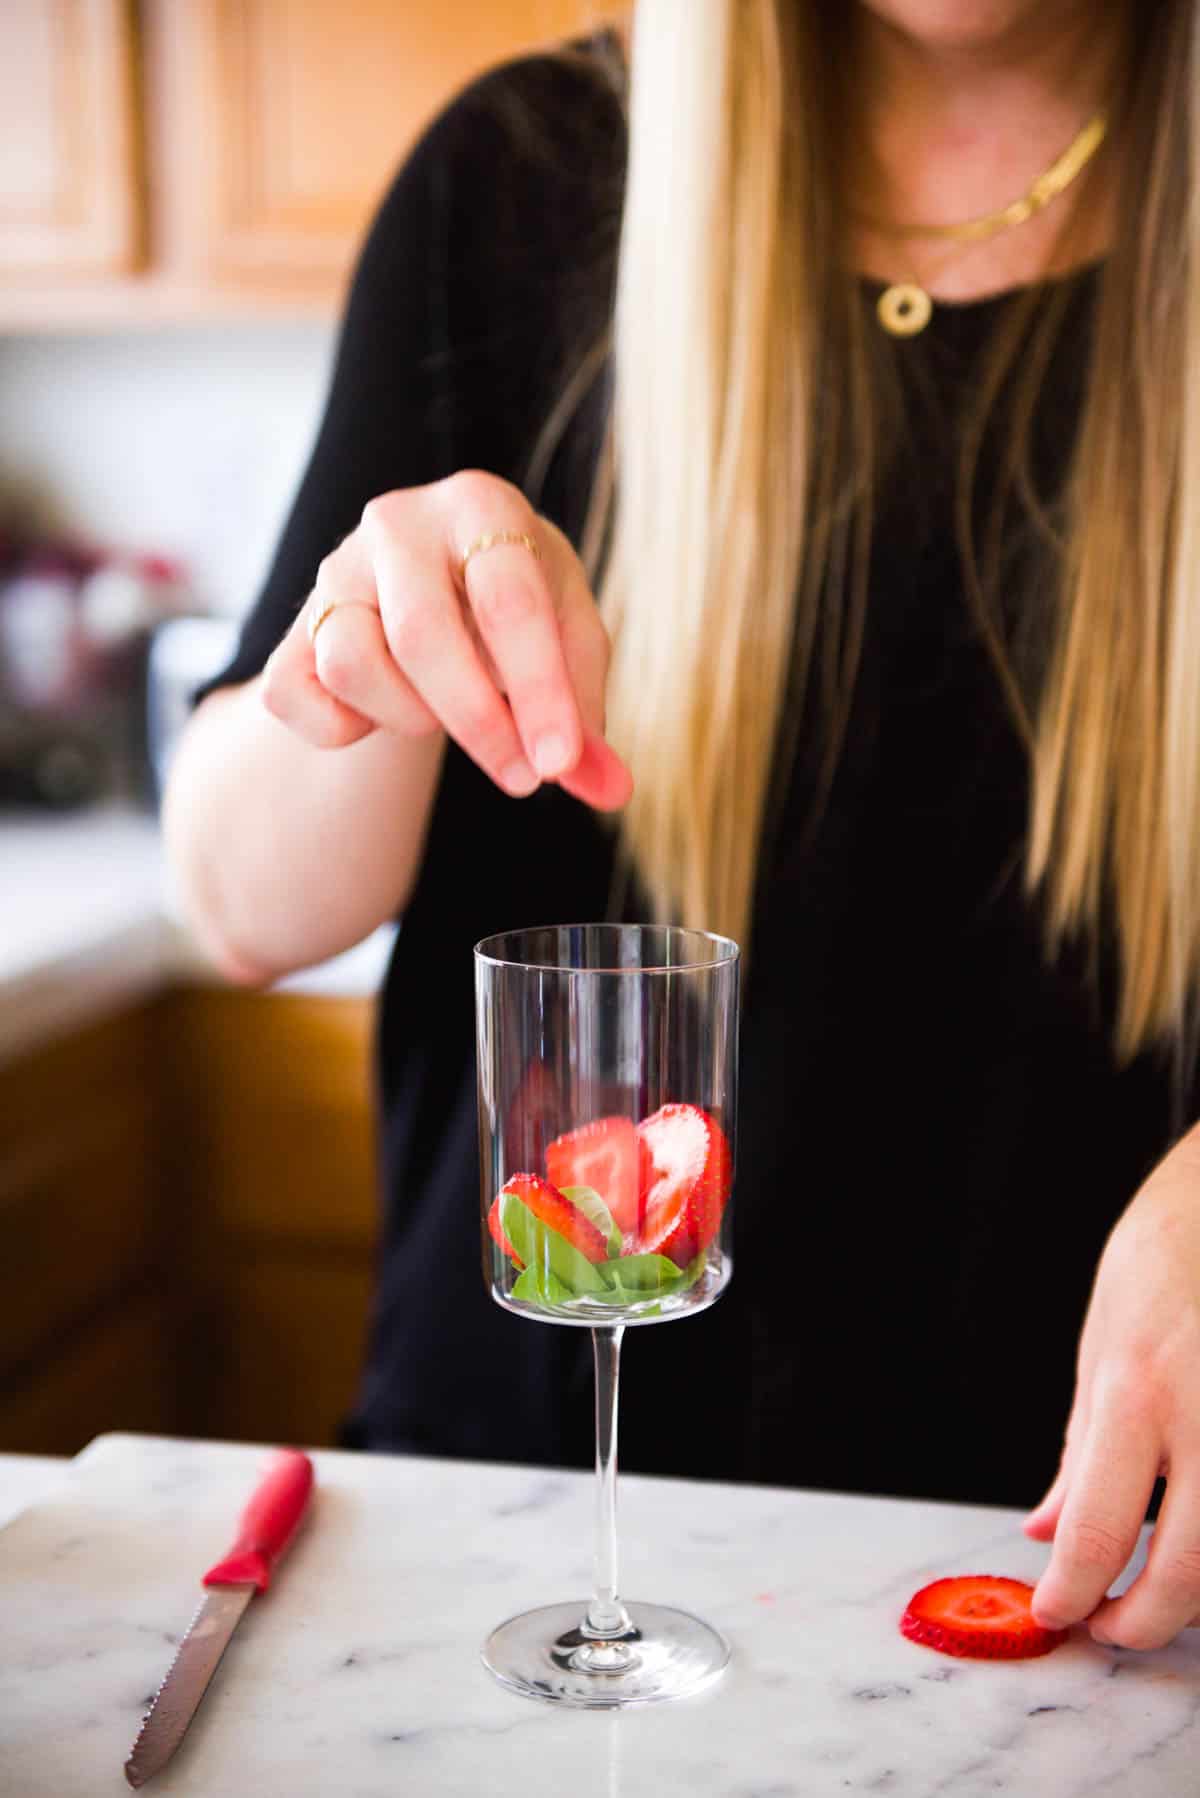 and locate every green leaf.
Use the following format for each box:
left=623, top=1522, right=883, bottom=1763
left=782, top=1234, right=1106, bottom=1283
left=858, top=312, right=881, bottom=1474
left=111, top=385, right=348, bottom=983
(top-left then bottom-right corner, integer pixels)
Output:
left=561, top=1185, right=622, bottom=1259
left=596, top=1250, right=710, bottom=1303
left=600, top=1252, right=685, bottom=1291
left=678, top=1251, right=707, bottom=1292
left=499, top=1192, right=611, bottom=1296
left=511, top=1263, right=573, bottom=1307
